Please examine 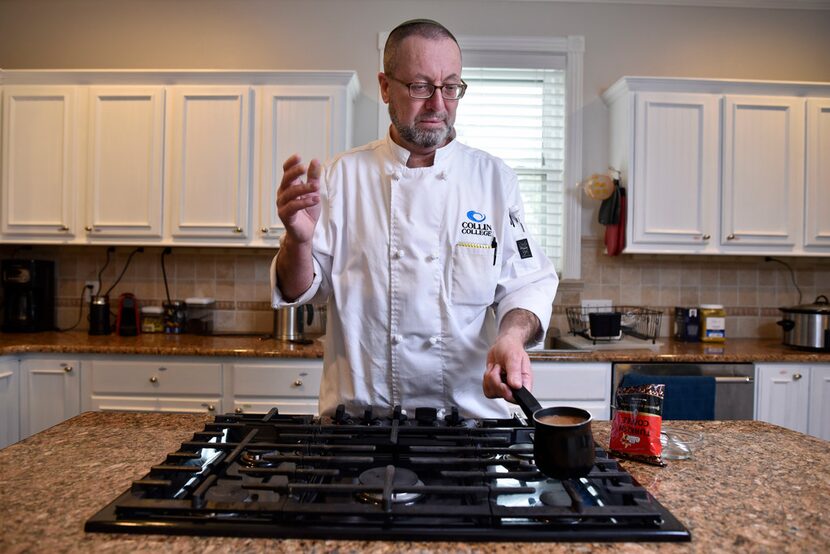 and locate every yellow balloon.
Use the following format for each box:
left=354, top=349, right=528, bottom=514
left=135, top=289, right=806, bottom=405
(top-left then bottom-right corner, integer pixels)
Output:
left=583, top=174, right=614, bottom=200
